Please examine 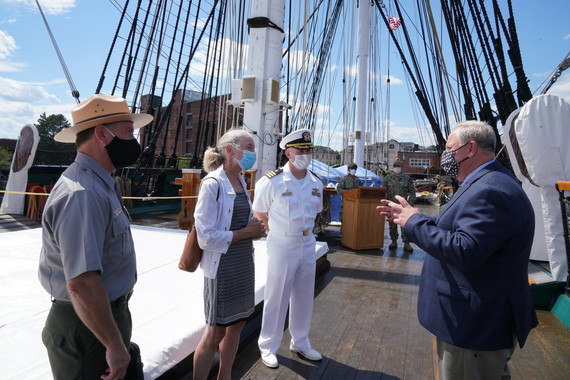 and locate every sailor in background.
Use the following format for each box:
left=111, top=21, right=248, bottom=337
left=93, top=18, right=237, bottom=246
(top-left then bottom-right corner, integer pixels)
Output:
left=336, top=162, right=363, bottom=225
left=253, top=129, right=323, bottom=368
left=383, top=159, right=416, bottom=252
